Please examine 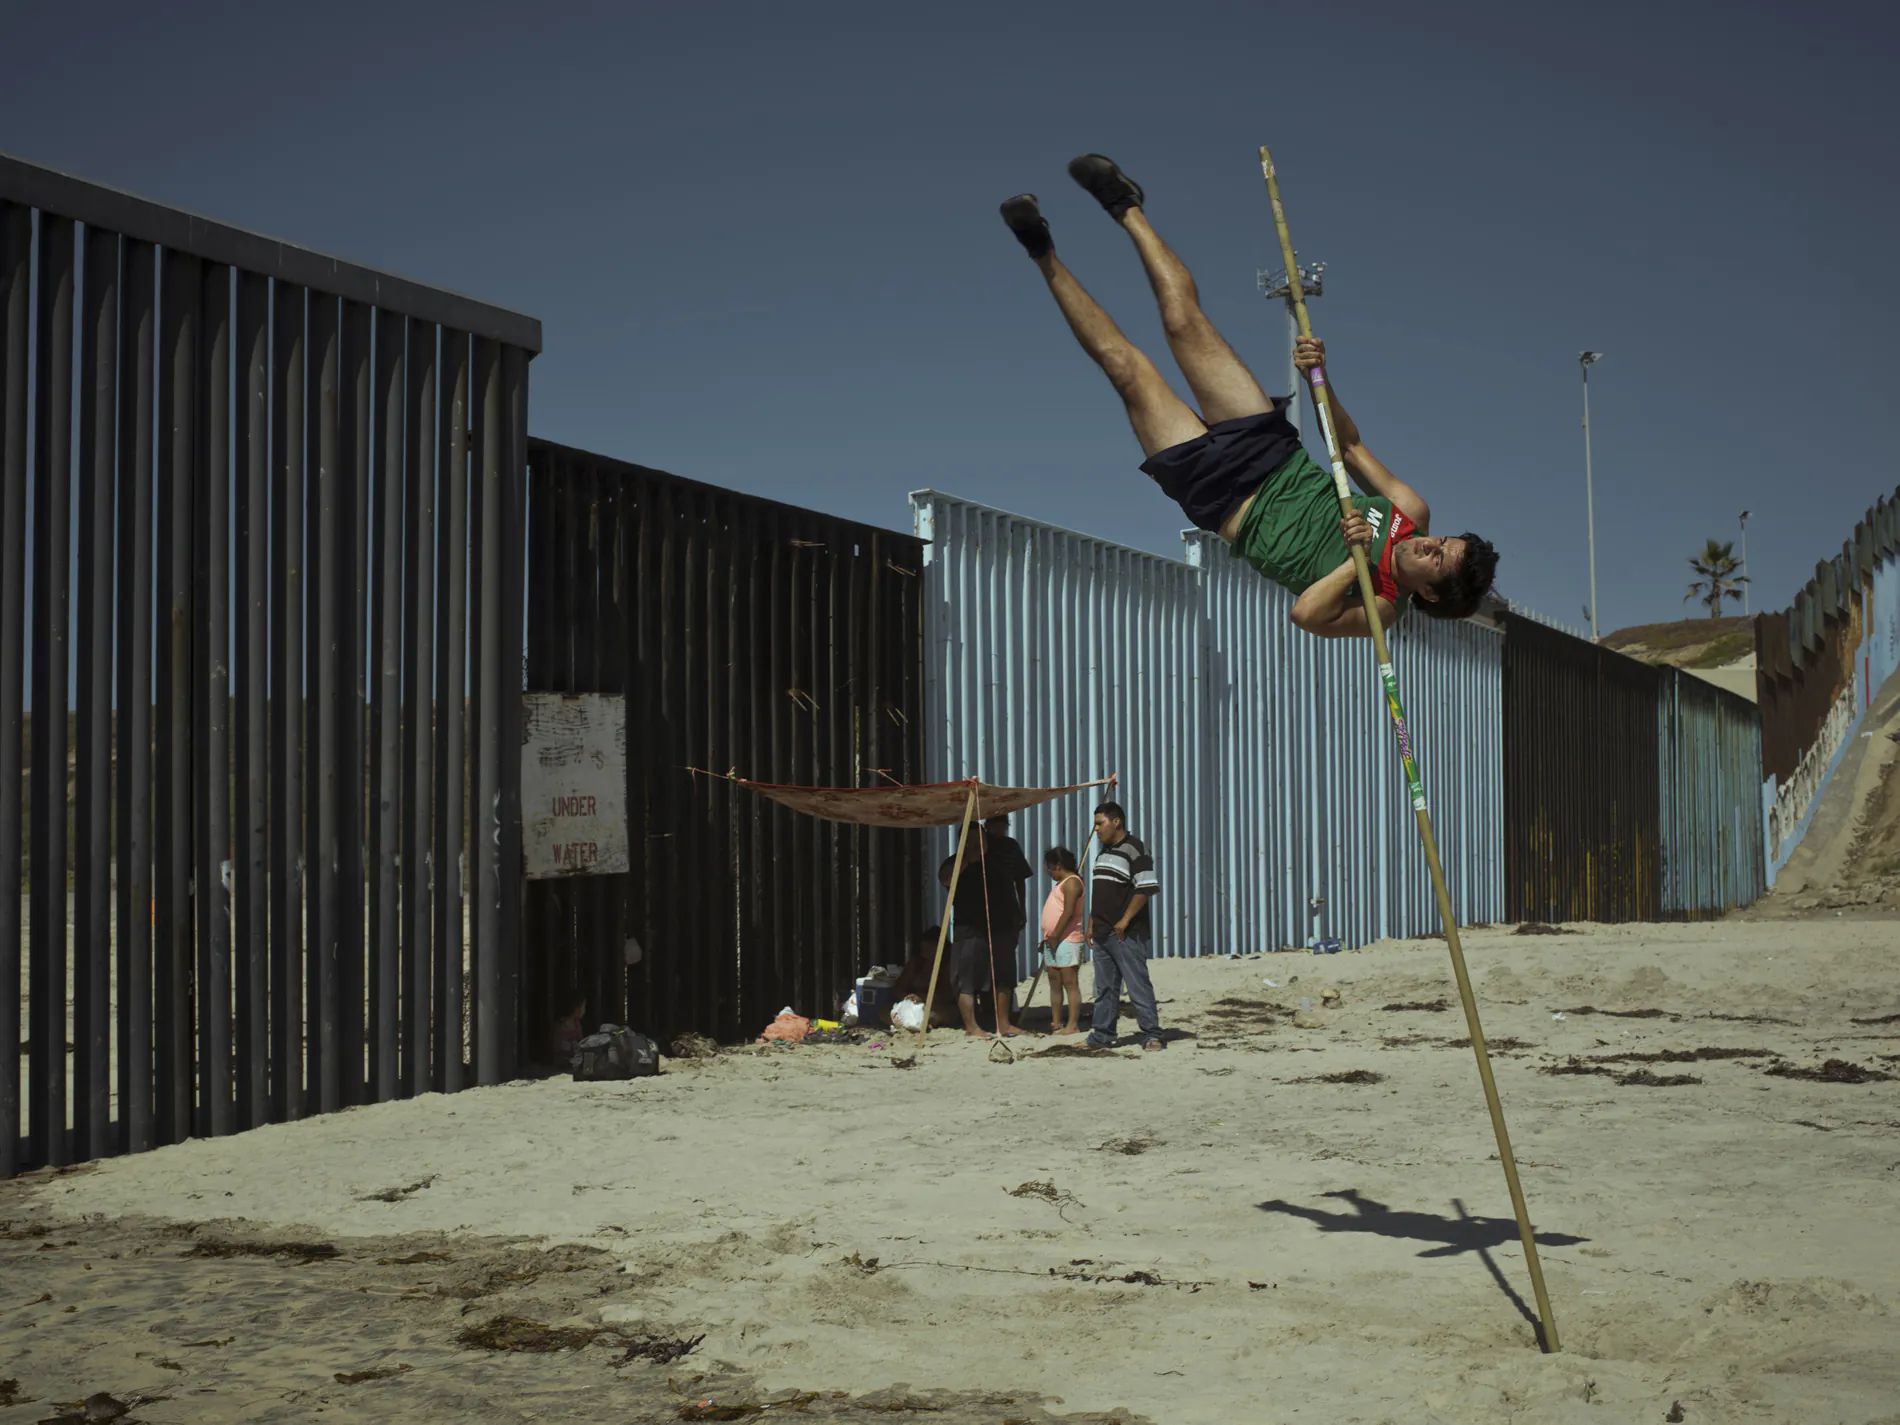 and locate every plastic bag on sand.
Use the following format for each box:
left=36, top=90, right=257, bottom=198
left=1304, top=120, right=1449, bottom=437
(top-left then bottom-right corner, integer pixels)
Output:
left=890, top=999, right=926, bottom=1032
left=760, top=1010, right=811, bottom=1044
